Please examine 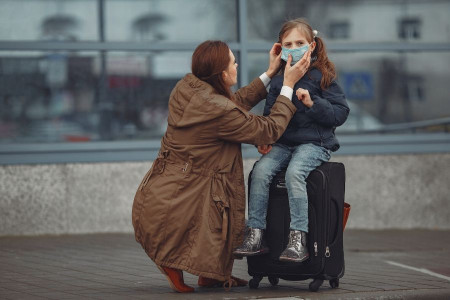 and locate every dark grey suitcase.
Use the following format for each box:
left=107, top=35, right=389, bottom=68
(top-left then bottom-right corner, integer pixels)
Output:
left=246, top=161, right=346, bottom=292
